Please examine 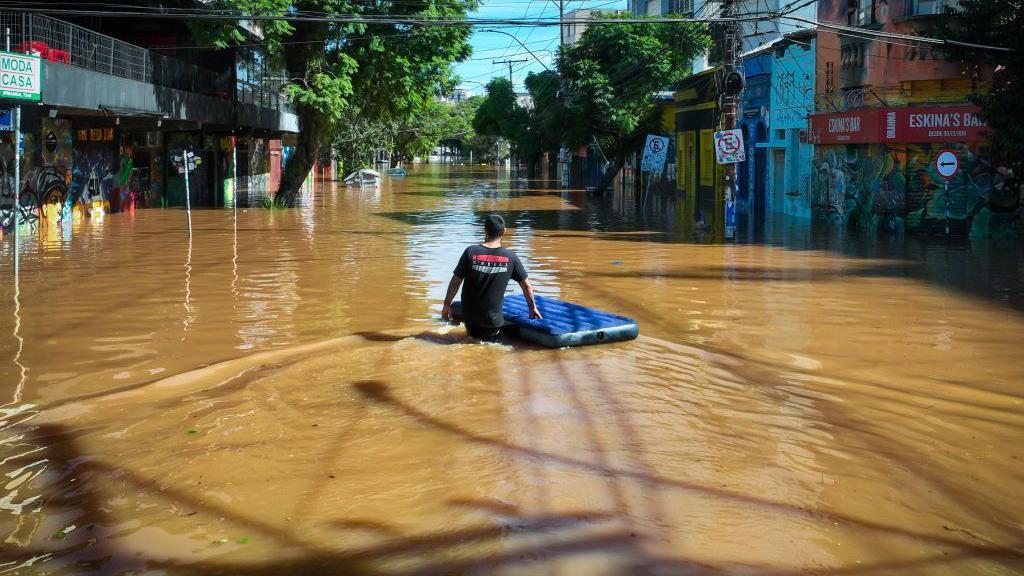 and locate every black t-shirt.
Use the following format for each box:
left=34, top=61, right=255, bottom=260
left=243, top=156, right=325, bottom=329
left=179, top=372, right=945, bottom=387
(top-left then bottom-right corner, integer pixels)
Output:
left=454, top=244, right=527, bottom=328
